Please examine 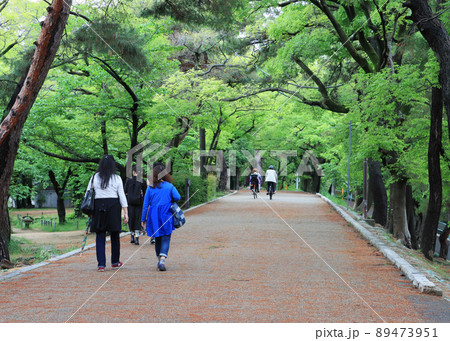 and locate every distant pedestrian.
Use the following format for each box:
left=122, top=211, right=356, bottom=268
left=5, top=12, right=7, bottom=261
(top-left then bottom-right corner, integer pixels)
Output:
left=141, top=163, right=181, bottom=271
left=124, top=166, right=147, bottom=245
left=87, top=155, right=128, bottom=272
